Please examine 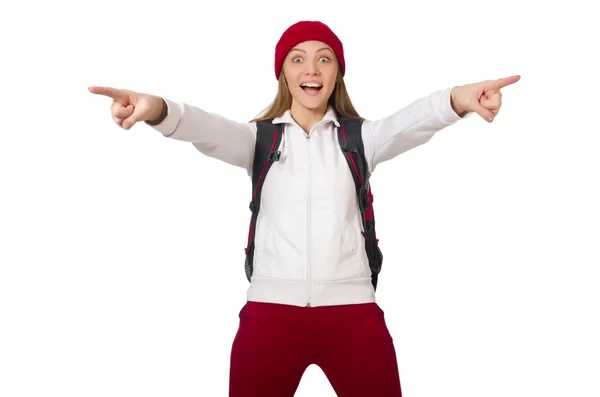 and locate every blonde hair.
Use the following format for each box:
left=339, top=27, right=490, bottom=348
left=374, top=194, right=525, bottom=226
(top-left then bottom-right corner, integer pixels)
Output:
left=251, top=68, right=361, bottom=122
